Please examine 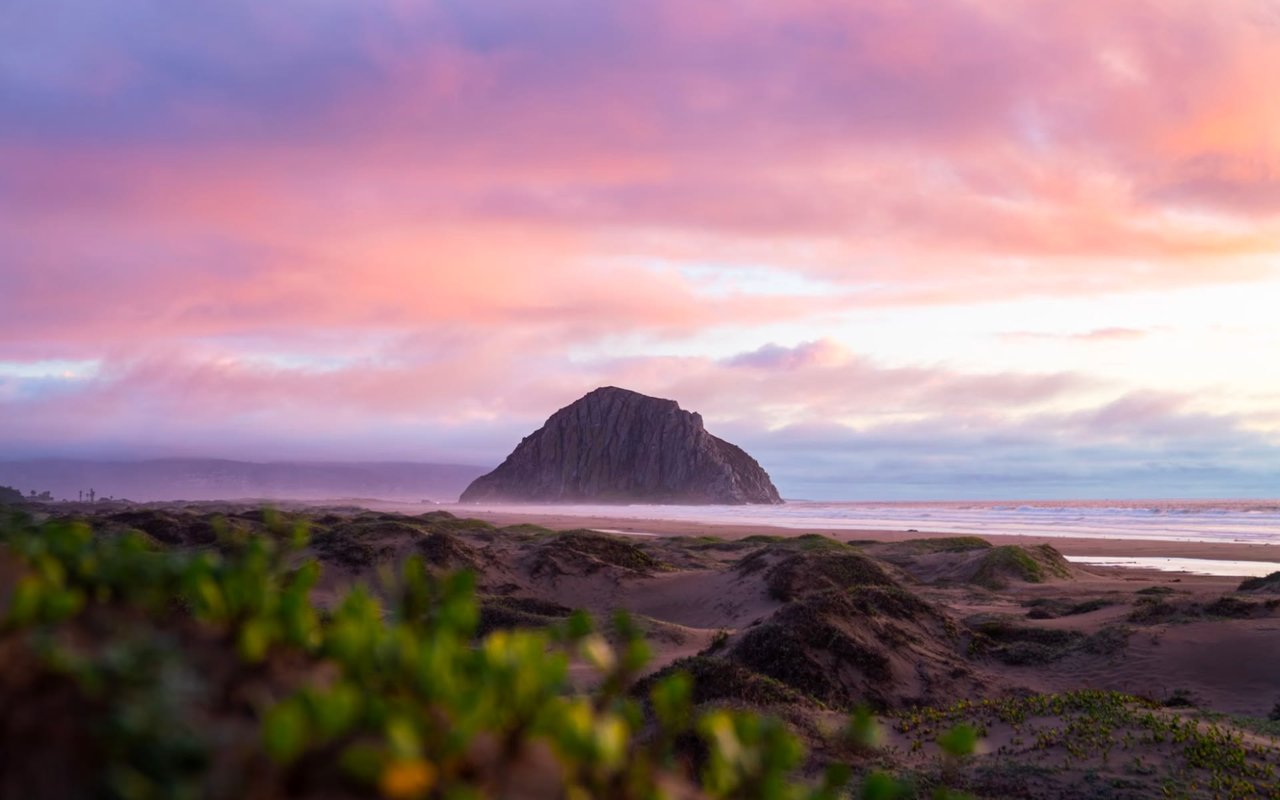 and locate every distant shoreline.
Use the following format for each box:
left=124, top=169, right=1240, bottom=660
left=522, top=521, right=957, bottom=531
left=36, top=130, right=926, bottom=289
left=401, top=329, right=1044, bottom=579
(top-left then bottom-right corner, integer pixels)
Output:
left=21, top=495, right=1280, bottom=569
left=341, top=500, right=1280, bottom=566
